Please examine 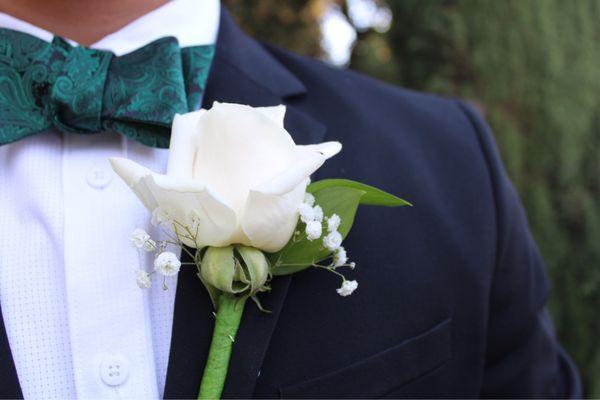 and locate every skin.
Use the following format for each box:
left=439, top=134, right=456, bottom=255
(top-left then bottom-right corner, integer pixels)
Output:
left=0, top=0, right=170, bottom=45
